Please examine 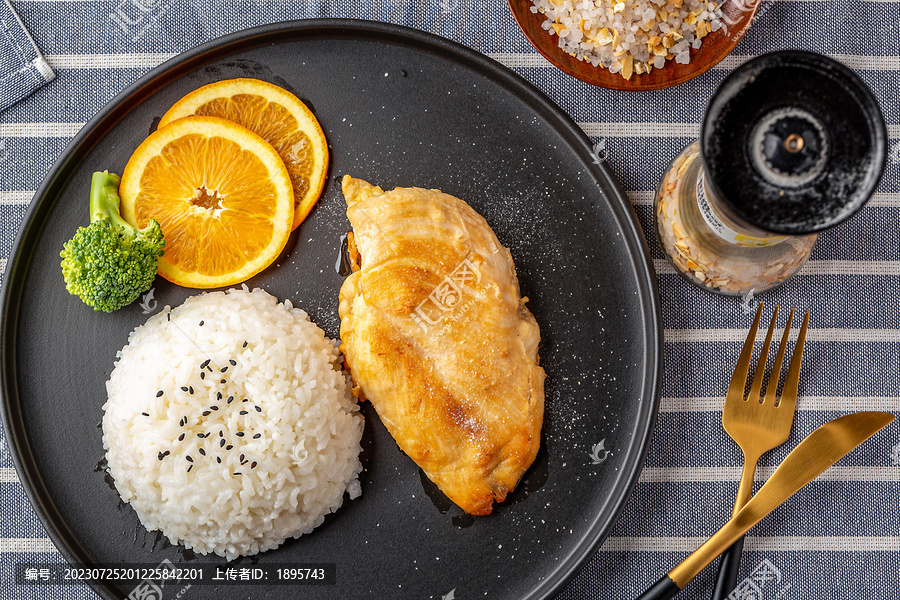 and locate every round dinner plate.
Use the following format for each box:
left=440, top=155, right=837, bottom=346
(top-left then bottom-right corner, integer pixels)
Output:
left=1, top=20, right=662, bottom=600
